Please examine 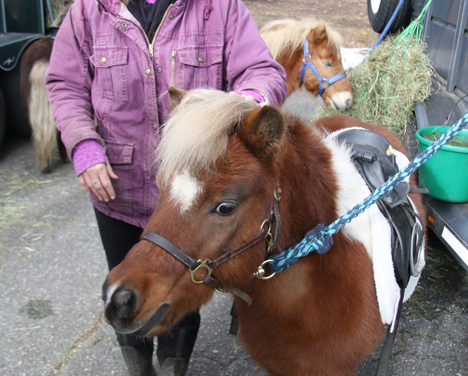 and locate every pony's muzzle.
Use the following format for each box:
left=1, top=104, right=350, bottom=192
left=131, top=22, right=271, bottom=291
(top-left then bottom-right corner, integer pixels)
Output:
left=102, top=277, right=171, bottom=336
left=102, top=277, right=142, bottom=327
left=329, top=91, right=353, bottom=111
